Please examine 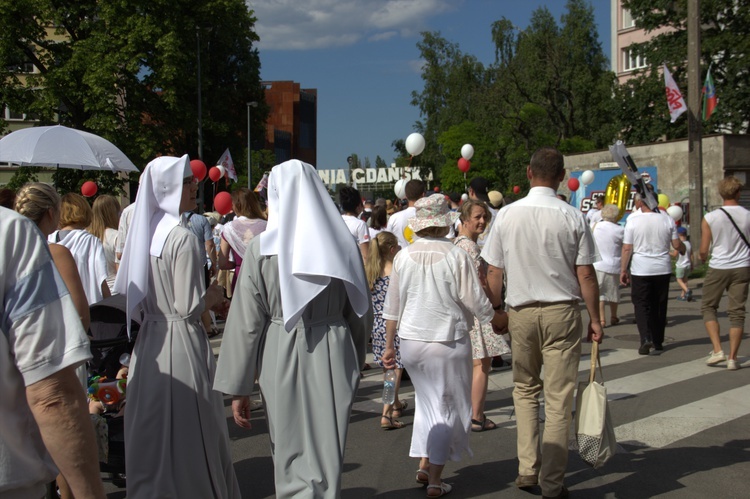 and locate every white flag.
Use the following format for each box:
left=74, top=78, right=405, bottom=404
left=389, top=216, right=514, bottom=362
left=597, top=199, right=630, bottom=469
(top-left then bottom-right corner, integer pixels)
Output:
left=216, top=148, right=237, bottom=182
left=663, top=64, right=687, bottom=123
